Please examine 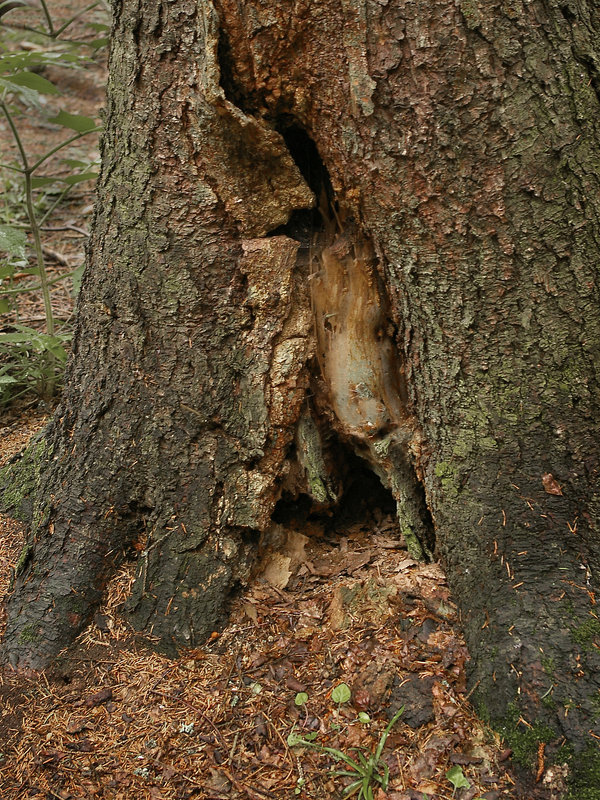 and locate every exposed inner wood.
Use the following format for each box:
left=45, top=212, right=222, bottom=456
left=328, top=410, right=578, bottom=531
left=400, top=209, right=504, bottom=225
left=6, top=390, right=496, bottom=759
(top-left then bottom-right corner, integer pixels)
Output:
left=312, top=217, right=407, bottom=439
